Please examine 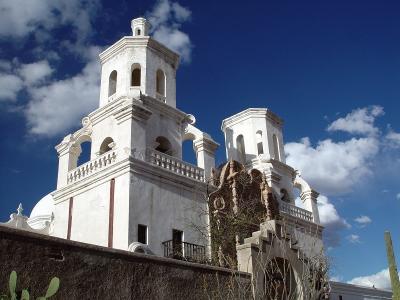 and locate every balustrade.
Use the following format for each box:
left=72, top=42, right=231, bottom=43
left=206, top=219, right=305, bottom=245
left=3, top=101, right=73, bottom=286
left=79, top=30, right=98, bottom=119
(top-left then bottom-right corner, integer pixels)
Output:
left=146, top=149, right=205, bottom=182
left=279, top=201, right=313, bottom=222
left=67, top=150, right=117, bottom=184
